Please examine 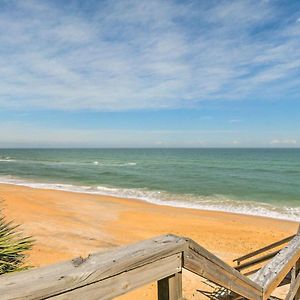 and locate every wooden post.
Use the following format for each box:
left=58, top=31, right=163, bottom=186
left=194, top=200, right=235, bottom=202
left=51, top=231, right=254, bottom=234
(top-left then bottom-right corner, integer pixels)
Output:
left=158, top=272, right=182, bottom=300
left=295, top=225, right=300, bottom=299
left=286, top=259, right=300, bottom=300
left=294, top=259, right=300, bottom=300
left=289, top=224, right=300, bottom=300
